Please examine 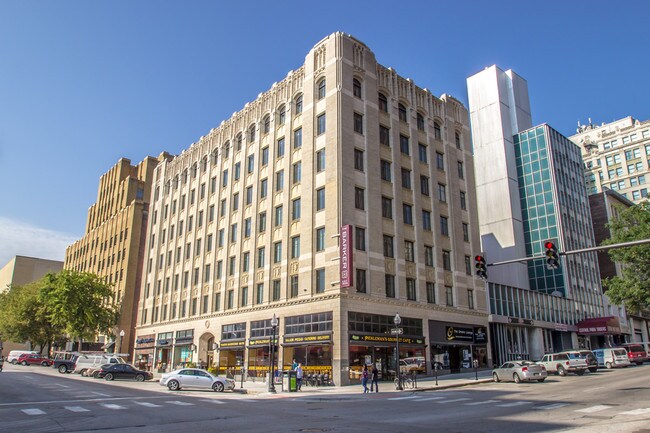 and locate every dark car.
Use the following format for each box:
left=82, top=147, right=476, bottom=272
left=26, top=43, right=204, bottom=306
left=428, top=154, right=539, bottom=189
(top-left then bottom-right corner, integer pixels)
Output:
left=17, top=354, right=53, bottom=367
left=97, top=364, right=153, bottom=382
left=621, top=344, right=648, bottom=365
